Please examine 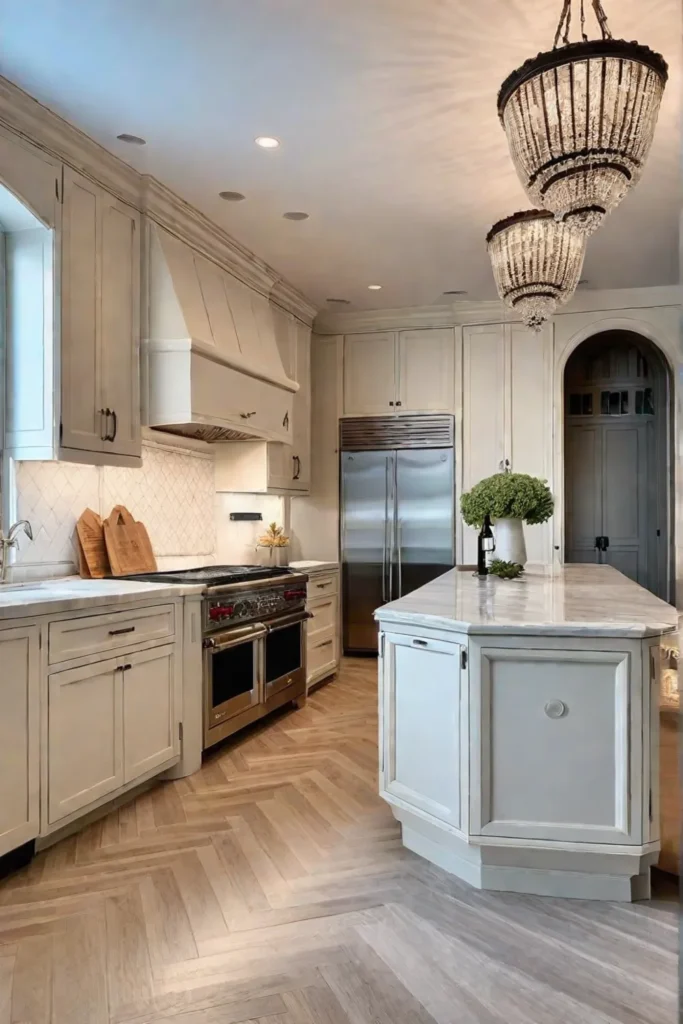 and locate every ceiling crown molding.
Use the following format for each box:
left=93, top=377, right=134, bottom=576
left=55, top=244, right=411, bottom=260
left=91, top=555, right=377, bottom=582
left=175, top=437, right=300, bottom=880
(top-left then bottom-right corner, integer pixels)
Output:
left=0, top=74, right=140, bottom=208
left=270, top=278, right=318, bottom=326
left=141, top=176, right=276, bottom=297
left=314, top=300, right=512, bottom=334
left=0, top=74, right=318, bottom=324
